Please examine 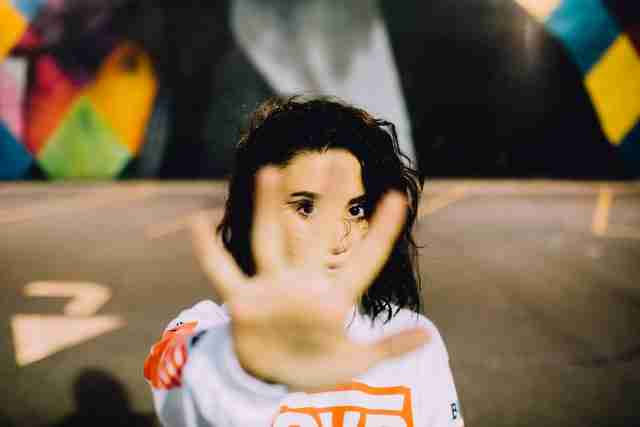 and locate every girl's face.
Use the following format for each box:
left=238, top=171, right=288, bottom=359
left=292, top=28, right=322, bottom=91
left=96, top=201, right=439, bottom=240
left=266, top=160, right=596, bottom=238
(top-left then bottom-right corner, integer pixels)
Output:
left=280, top=149, right=369, bottom=273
